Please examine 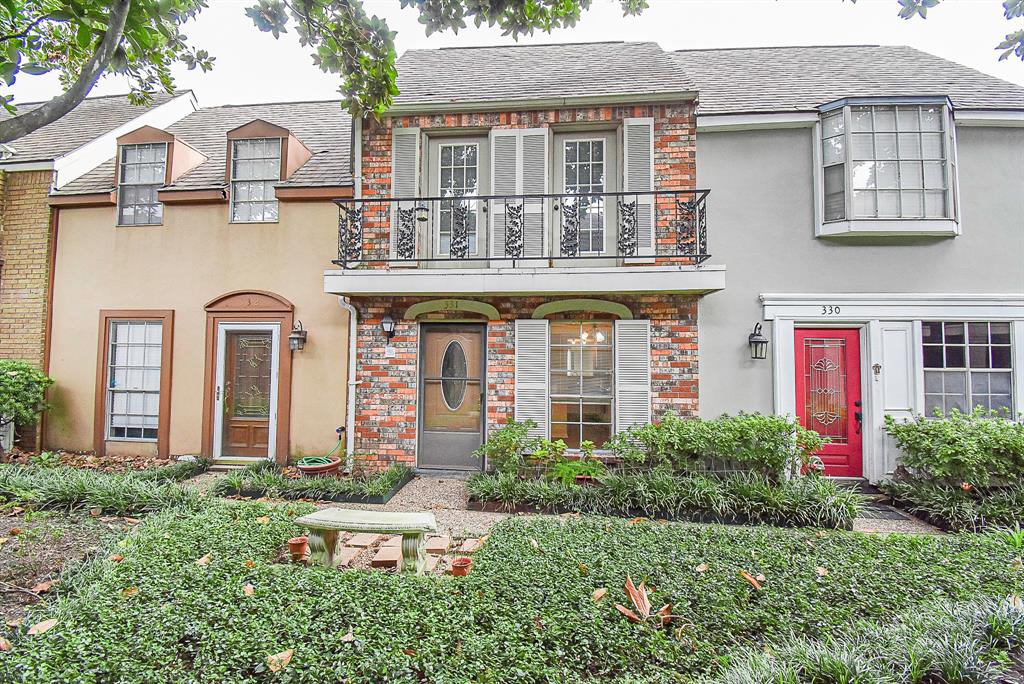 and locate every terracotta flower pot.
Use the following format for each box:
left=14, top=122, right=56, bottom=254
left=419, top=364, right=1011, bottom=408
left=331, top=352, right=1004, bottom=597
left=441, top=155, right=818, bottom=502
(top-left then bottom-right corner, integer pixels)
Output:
left=574, top=474, right=601, bottom=487
left=296, top=455, right=342, bottom=478
left=287, top=536, right=308, bottom=561
left=450, top=557, right=473, bottom=577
